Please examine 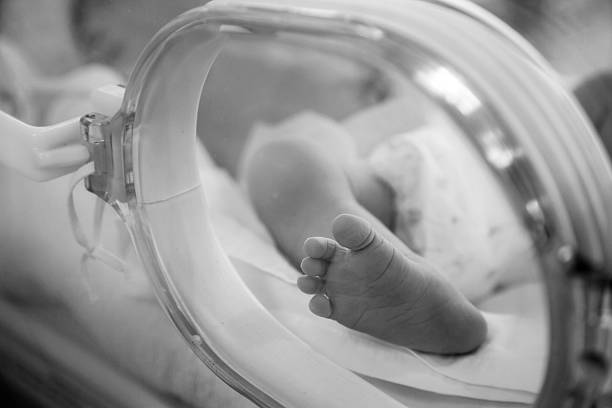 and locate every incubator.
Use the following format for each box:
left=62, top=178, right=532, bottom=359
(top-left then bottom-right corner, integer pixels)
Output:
left=1, top=0, right=611, bottom=407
